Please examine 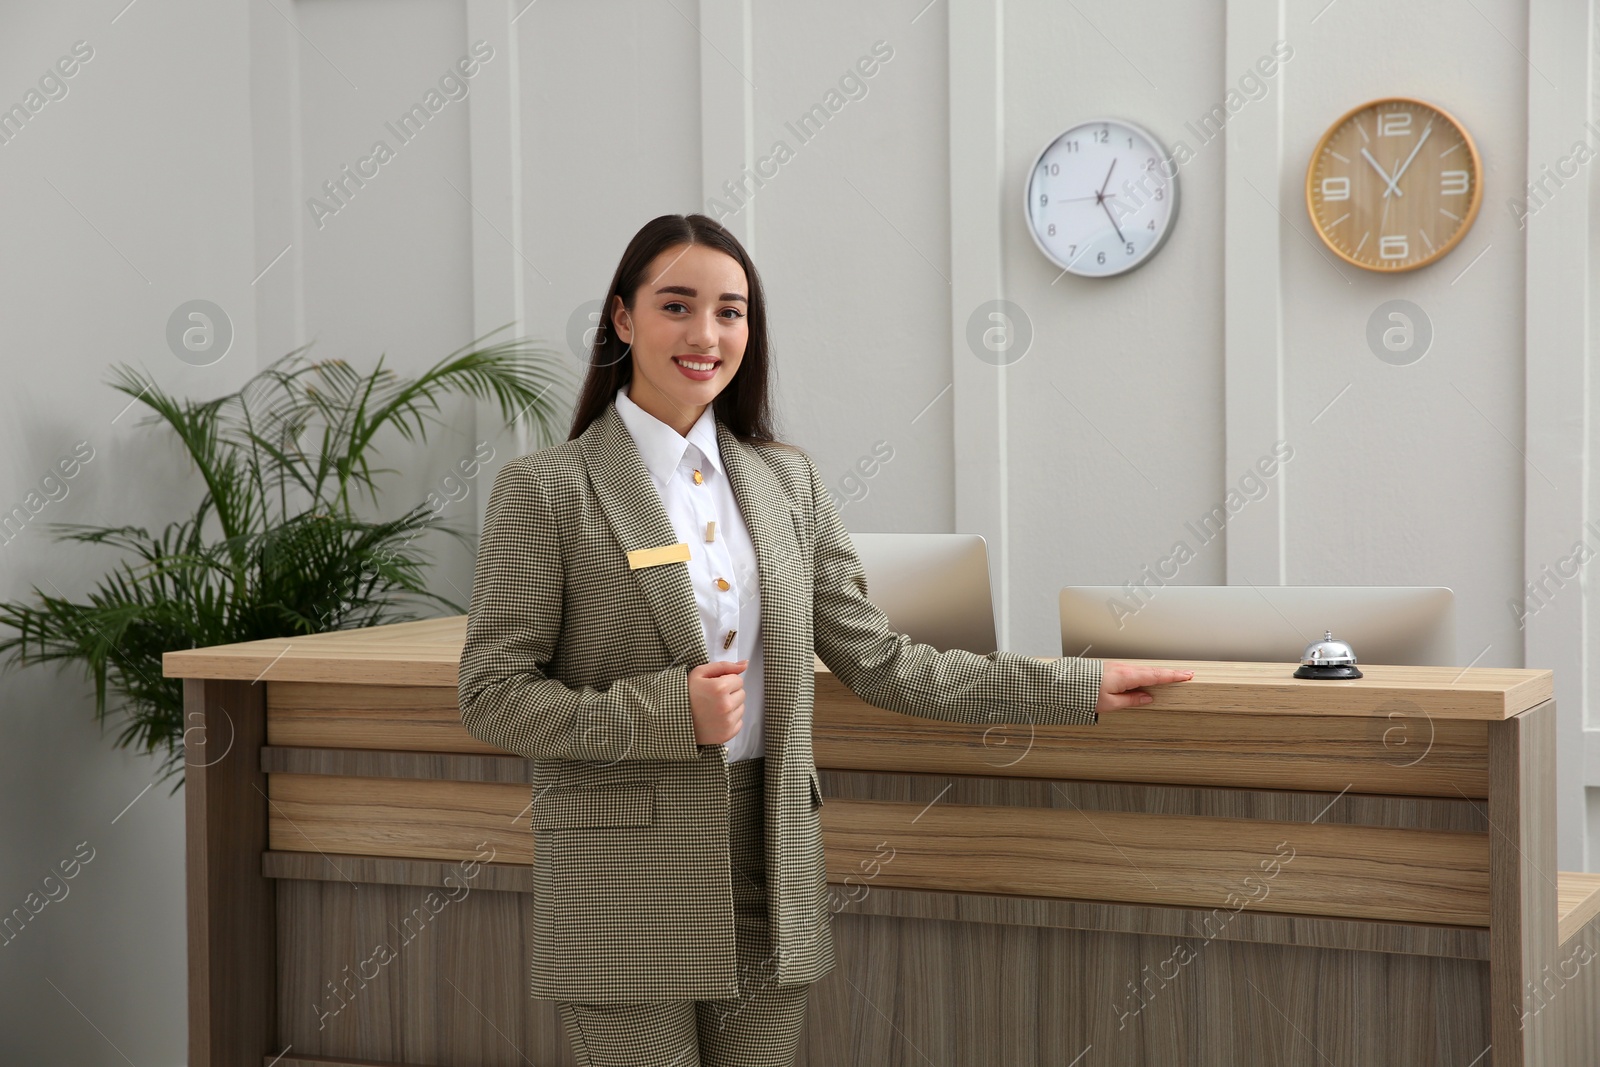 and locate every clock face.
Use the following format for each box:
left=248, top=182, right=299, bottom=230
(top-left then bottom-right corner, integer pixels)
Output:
left=1024, top=119, right=1178, bottom=278
left=1306, top=97, right=1482, bottom=272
